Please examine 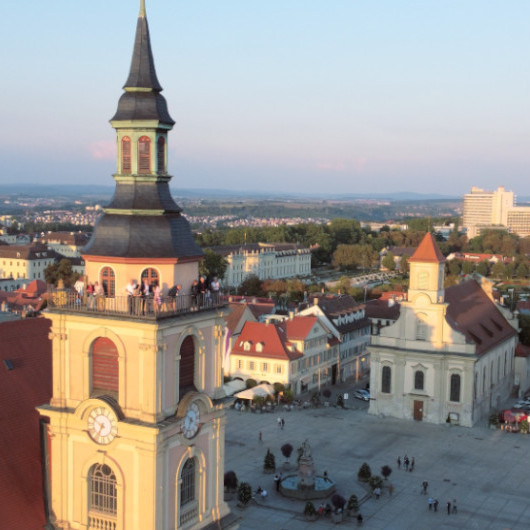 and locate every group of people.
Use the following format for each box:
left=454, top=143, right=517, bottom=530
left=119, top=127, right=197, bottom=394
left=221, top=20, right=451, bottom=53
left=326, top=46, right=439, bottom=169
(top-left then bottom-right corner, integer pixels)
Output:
left=74, top=276, right=105, bottom=310
left=190, top=275, right=221, bottom=308
left=125, top=278, right=162, bottom=314
left=428, top=497, right=457, bottom=514
left=396, top=454, right=414, bottom=472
